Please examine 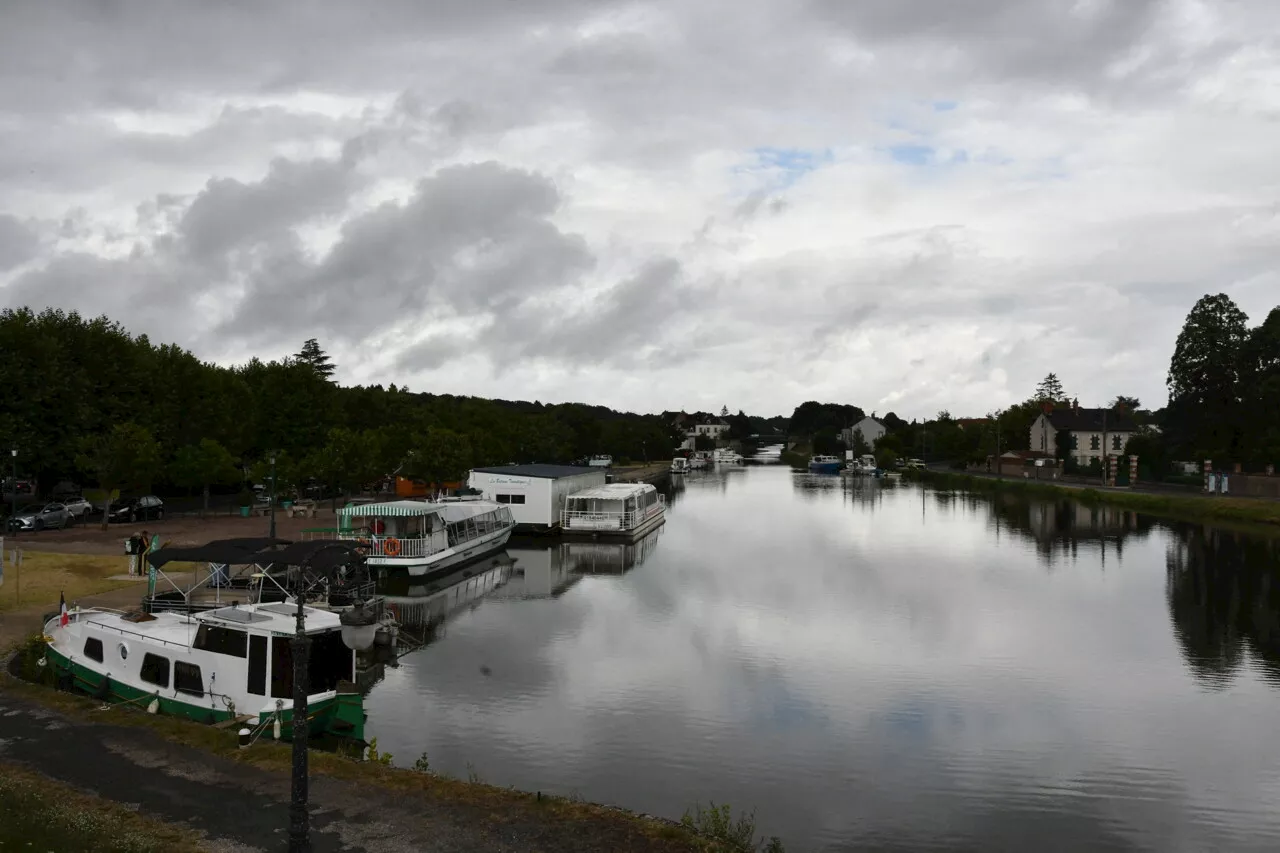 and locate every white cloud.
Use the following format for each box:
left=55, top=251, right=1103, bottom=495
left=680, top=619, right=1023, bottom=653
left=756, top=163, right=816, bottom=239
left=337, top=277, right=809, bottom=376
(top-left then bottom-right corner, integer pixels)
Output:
left=2, top=0, right=1279, bottom=417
